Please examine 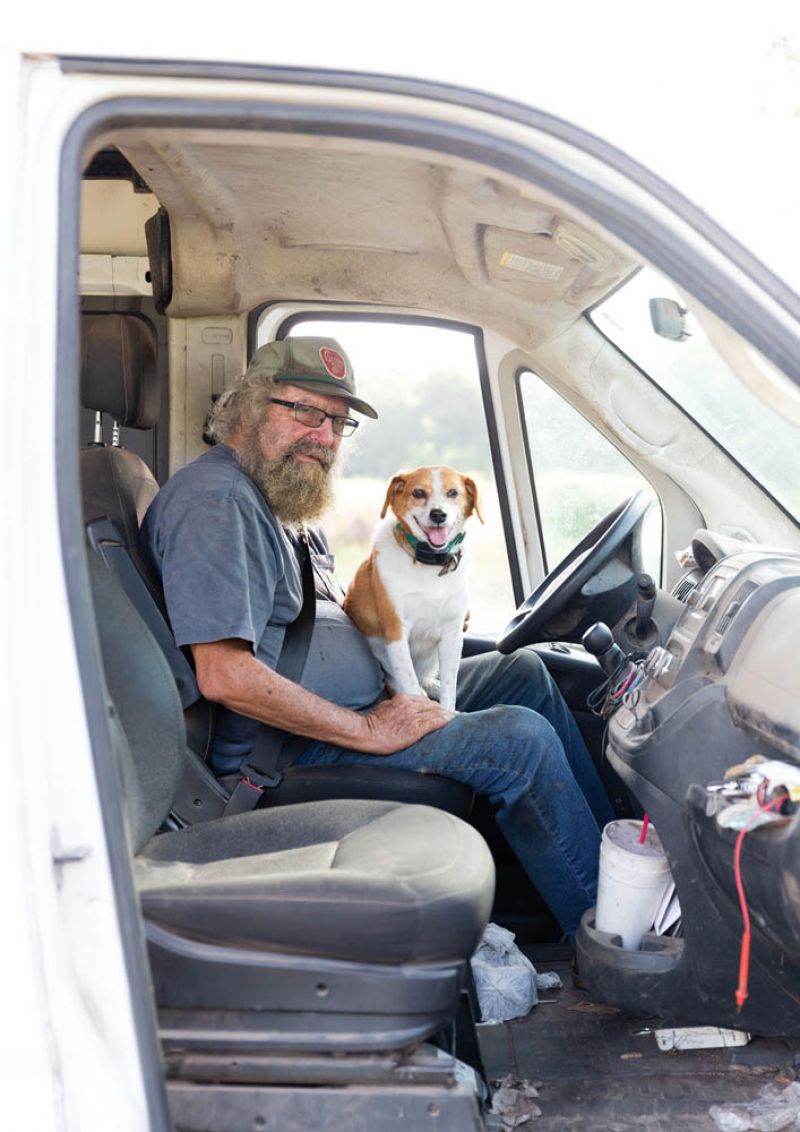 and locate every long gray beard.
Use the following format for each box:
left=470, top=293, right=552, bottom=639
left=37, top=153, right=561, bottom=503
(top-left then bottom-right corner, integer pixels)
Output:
left=235, top=434, right=337, bottom=524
